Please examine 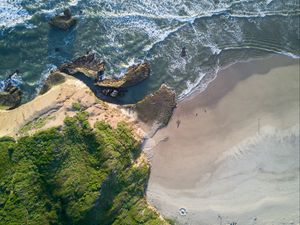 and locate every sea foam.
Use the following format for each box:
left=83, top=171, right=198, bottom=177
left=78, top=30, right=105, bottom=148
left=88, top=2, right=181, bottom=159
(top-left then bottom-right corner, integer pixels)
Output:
left=0, top=0, right=31, bottom=28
